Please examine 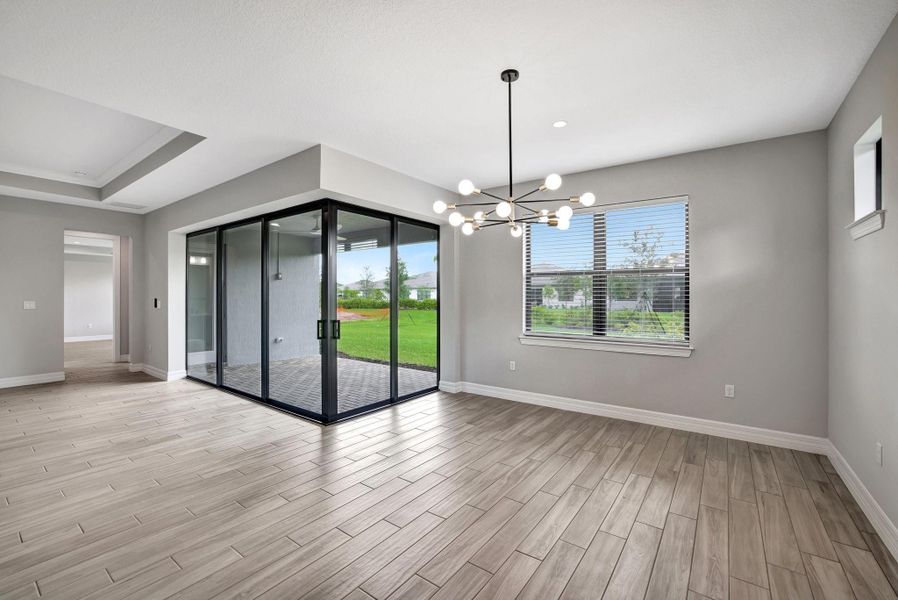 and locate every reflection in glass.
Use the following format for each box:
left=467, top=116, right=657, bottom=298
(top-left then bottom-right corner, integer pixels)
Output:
left=335, top=211, right=391, bottom=413
left=222, top=222, right=262, bottom=396
left=186, top=231, right=217, bottom=383
left=267, top=213, right=323, bottom=415
left=397, top=223, right=438, bottom=396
